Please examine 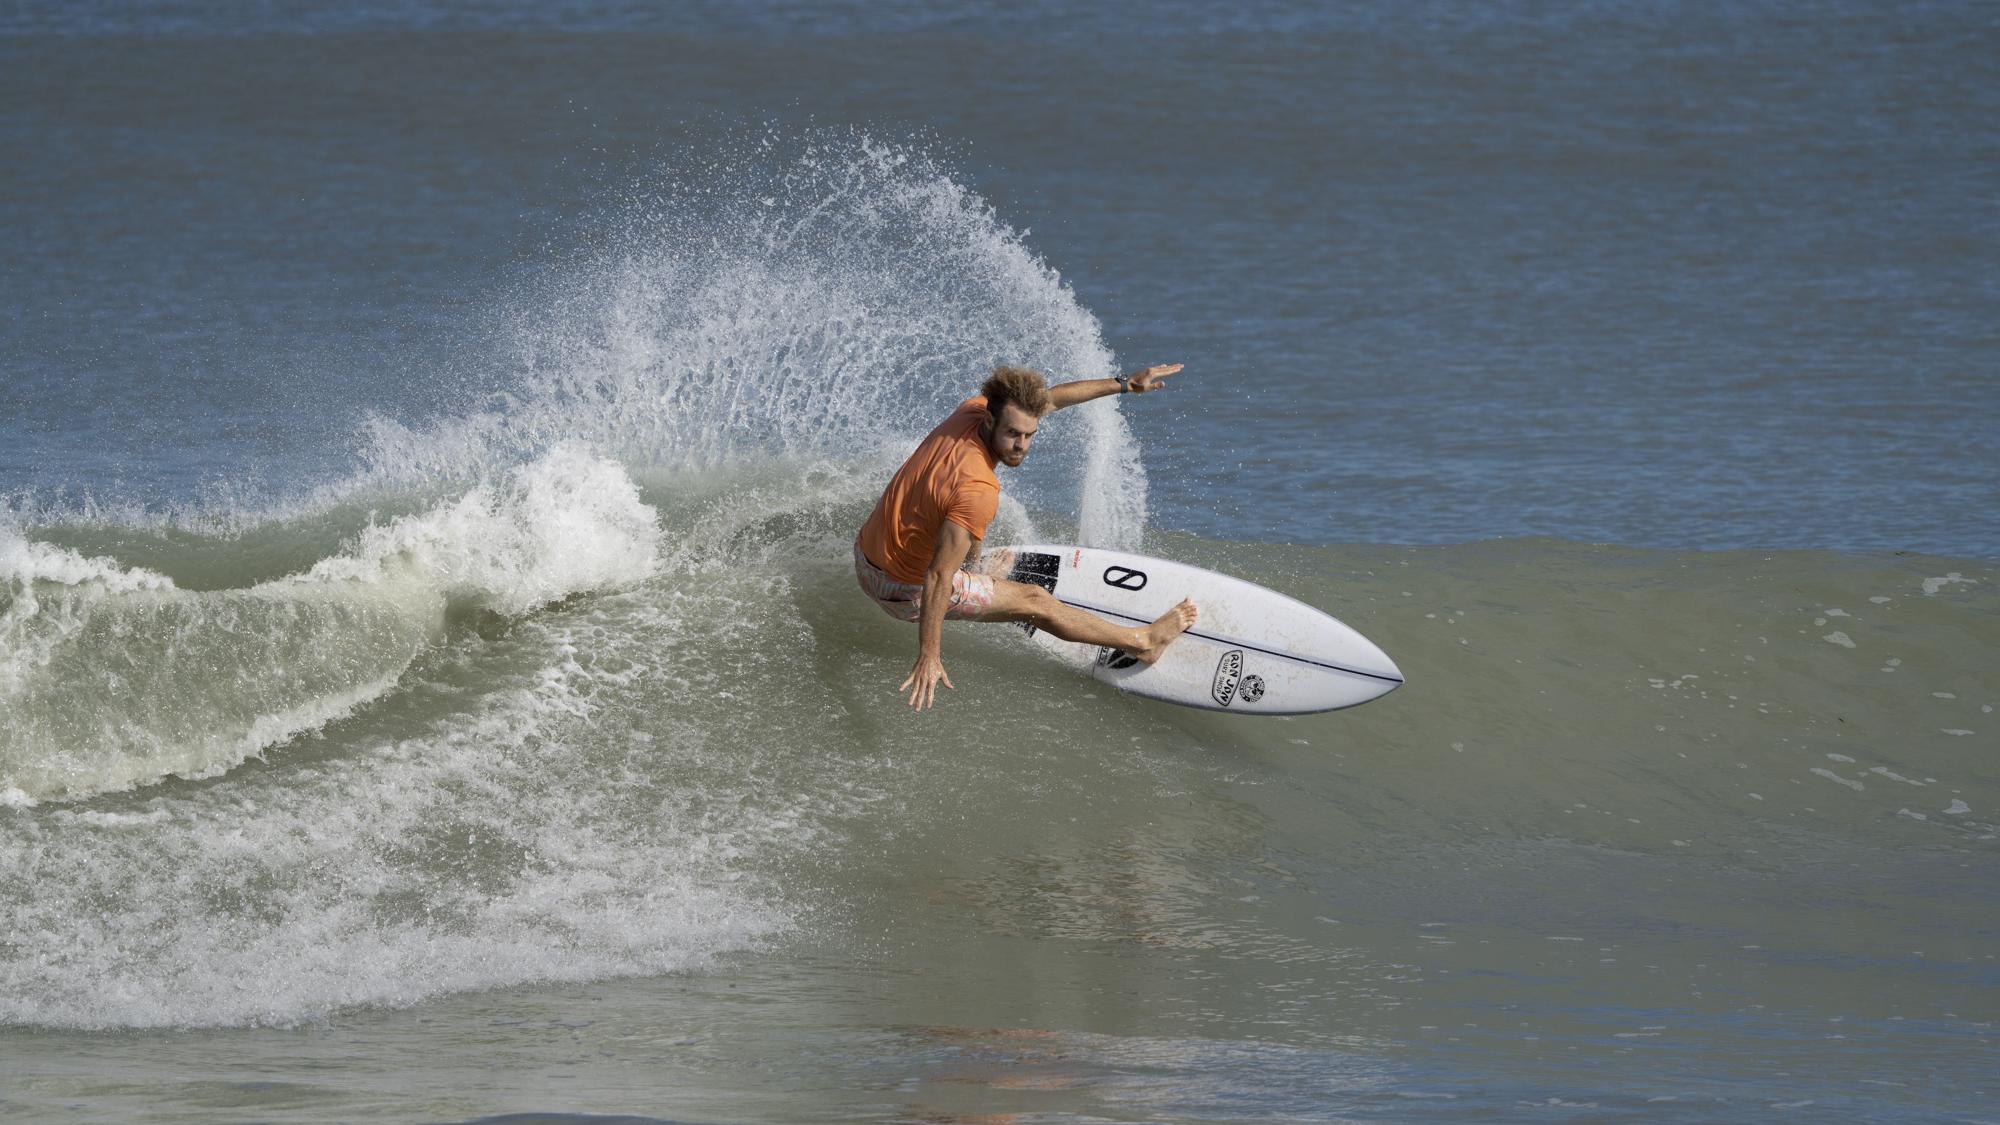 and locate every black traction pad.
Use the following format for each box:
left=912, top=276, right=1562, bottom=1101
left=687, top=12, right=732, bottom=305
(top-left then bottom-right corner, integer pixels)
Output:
left=1005, top=551, right=1062, bottom=636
